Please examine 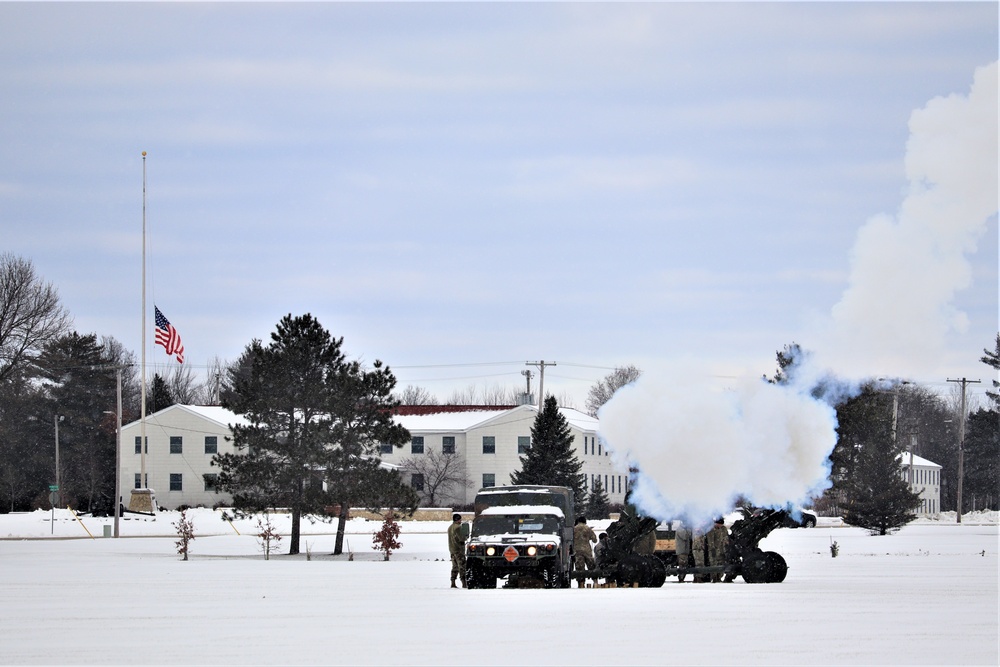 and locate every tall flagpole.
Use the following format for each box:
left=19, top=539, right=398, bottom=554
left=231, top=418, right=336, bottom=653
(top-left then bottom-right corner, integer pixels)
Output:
left=139, top=151, right=147, bottom=492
